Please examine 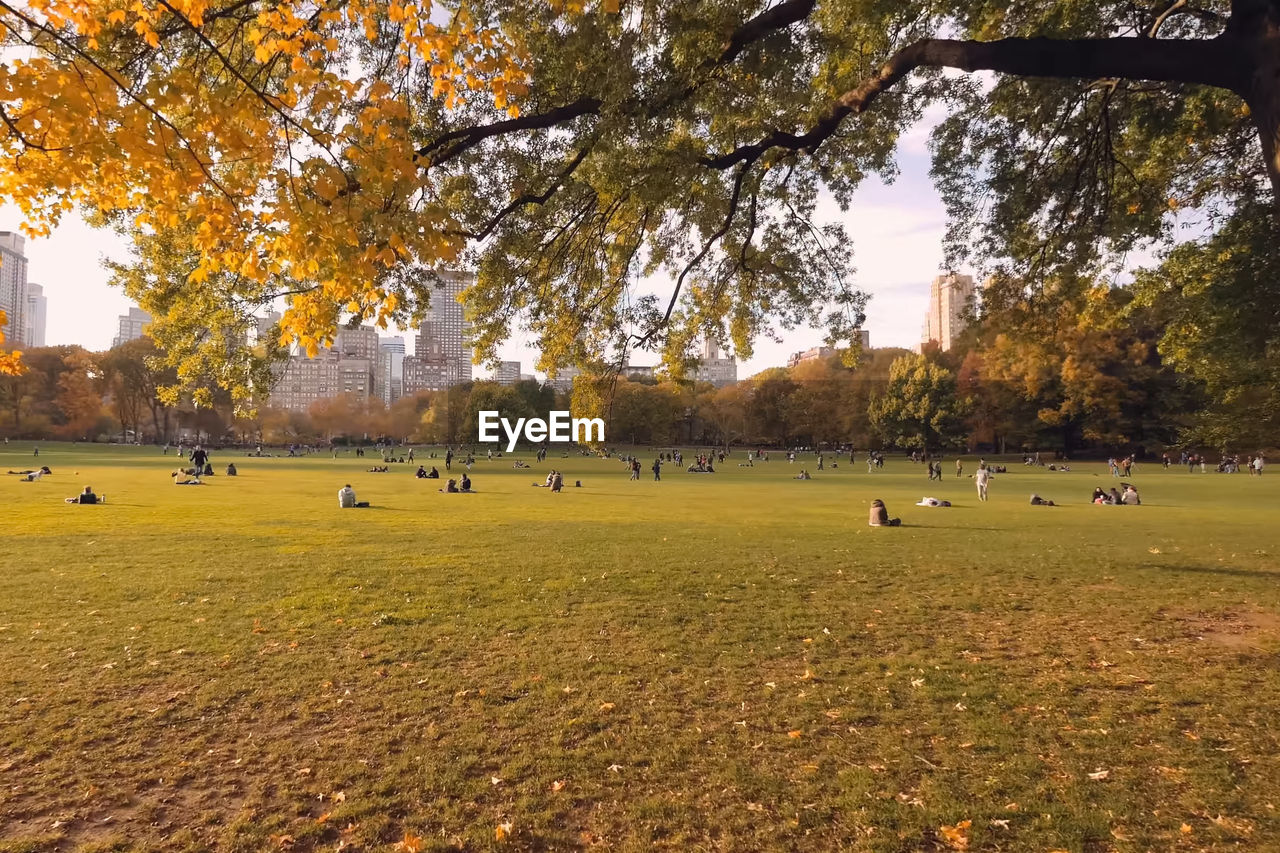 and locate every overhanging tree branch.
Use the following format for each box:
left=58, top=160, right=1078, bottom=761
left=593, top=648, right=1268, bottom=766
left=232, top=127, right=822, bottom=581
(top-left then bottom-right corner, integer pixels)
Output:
left=705, top=35, right=1245, bottom=170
